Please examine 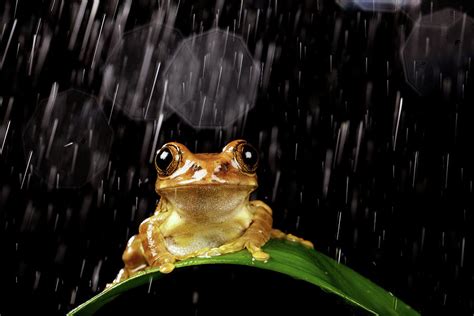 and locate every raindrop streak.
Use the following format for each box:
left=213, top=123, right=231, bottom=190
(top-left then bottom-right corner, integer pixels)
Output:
left=0, top=120, right=11, bottom=155
left=91, top=14, right=106, bottom=69
left=323, top=149, right=333, bottom=197
left=345, top=177, right=349, bottom=204
left=144, top=62, right=161, bottom=119
left=49, top=0, right=56, bottom=13
left=54, top=277, right=60, bottom=292
left=353, top=121, right=363, bottom=172
left=236, top=52, right=244, bottom=89
left=109, top=83, right=120, bottom=124
left=33, top=271, right=41, bottom=290
left=192, top=291, right=199, bottom=304
left=79, top=259, right=86, bottom=278
left=198, top=96, right=207, bottom=127
left=336, top=248, right=342, bottom=263
left=460, top=237, right=465, bottom=268
left=457, top=13, right=467, bottom=66
left=271, top=170, right=281, bottom=203
left=445, top=153, right=450, bottom=189
left=148, top=80, right=168, bottom=164
left=45, top=118, right=59, bottom=159
left=34, top=32, right=52, bottom=80
left=412, top=151, right=419, bottom=187
left=14, top=0, right=19, bottom=18
left=393, top=97, right=403, bottom=151
left=70, top=287, right=78, bottom=305
left=149, top=115, right=164, bottom=164
left=262, top=43, right=275, bottom=90
left=28, top=34, right=37, bottom=76
left=21, top=150, right=33, bottom=189
left=335, top=121, right=350, bottom=165
left=420, top=227, right=425, bottom=251
left=130, top=44, right=154, bottom=116
left=0, top=19, right=17, bottom=70
left=373, top=211, right=377, bottom=232
left=41, top=83, right=59, bottom=128
left=79, top=0, right=99, bottom=61
left=70, top=144, right=79, bottom=173
left=336, top=211, right=342, bottom=240
left=140, top=123, right=153, bottom=163
left=91, top=260, right=103, bottom=292
left=147, top=277, right=153, bottom=293
left=68, top=0, right=88, bottom=50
